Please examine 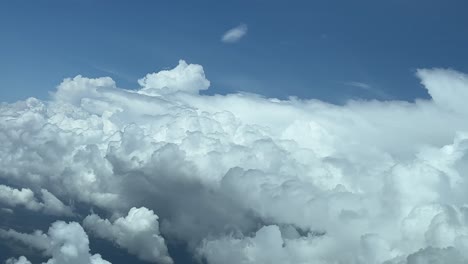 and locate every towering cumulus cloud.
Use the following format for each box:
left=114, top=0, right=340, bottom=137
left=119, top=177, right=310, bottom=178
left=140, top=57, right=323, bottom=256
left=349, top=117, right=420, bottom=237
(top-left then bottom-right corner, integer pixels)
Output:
left=2, top=60, right=468, bottom=263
